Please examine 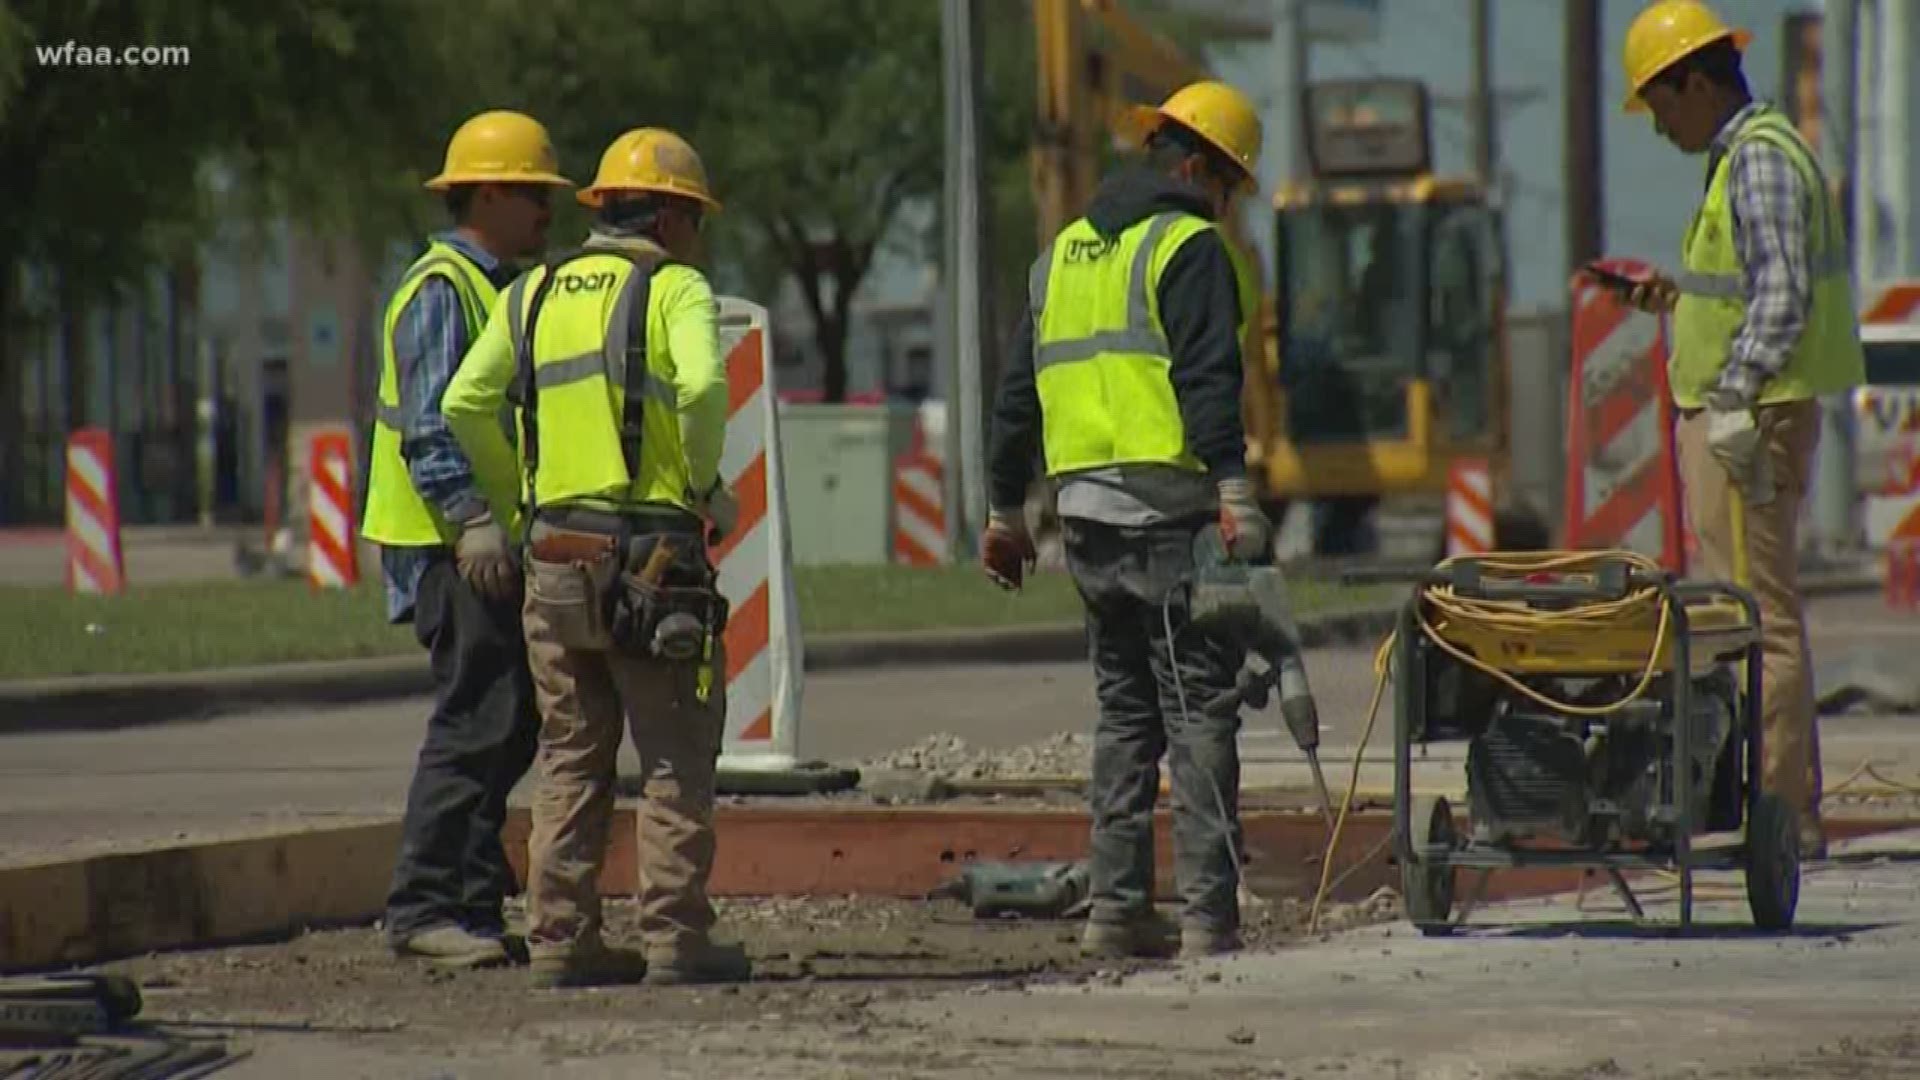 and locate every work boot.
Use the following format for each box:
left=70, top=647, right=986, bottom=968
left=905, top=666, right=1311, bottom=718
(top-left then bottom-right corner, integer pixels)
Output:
left=1179, top=926, right=1242, bottom=960
left=642, top=939, right=753, bottom=986
left=1079, top=914, right=1173, bottom=960
left=528, top=941, right=650, bottom=990
left=391, top=924, right=510, bottom=970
